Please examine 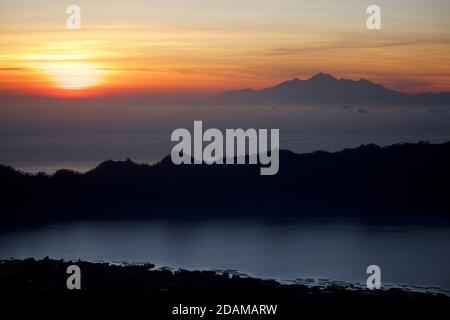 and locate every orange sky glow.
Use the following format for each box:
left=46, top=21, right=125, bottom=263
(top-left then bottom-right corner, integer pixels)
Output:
left=1, top=0, right=450, bottom=97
